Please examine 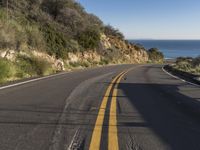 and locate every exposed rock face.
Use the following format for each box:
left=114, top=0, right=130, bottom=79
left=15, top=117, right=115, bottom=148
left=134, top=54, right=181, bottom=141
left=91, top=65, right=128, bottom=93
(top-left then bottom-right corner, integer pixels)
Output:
left=0, top=50, right=66, bottom=72
left=67, top=51, right=101, bottom=64
left=99, top=34, right=149, bottom=63
left=68, top=53, right=79, bottom=63
left=32, top=50, right=55, bottom=63
left=99, top=34, right=112, bottom=50
left=32, top=50, right=65, bottom=71
left=0, top=50, right=16, bottom=61
left=55, top=59, right=65, bottom=71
